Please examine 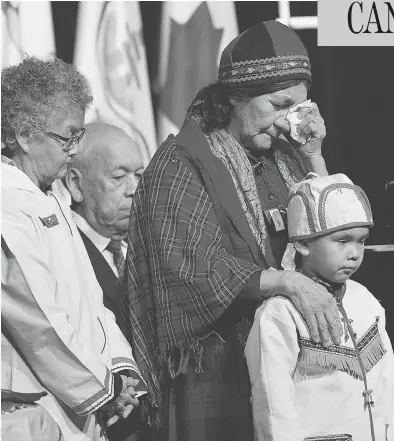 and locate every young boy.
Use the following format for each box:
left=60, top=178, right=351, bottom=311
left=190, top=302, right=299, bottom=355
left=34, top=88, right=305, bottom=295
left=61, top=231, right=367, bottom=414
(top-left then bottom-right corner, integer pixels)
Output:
left=245, top=173, right=394, bottom=441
